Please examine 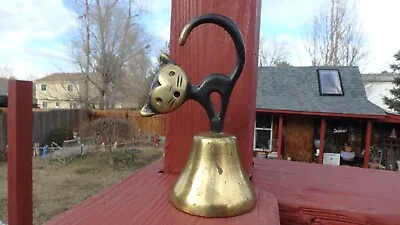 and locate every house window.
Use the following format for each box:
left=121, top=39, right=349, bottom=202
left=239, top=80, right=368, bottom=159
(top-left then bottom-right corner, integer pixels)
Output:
left=254, top=113, right=273, bottom=150
left=55, top=101, right=60, bottom=108
left=41, top=84, right=47, bottom=91
left=42, top=101, right=47, bottom=108
left=317, top=69, right=344, bottom=95
left=67, top=84, right=73, bottom=92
